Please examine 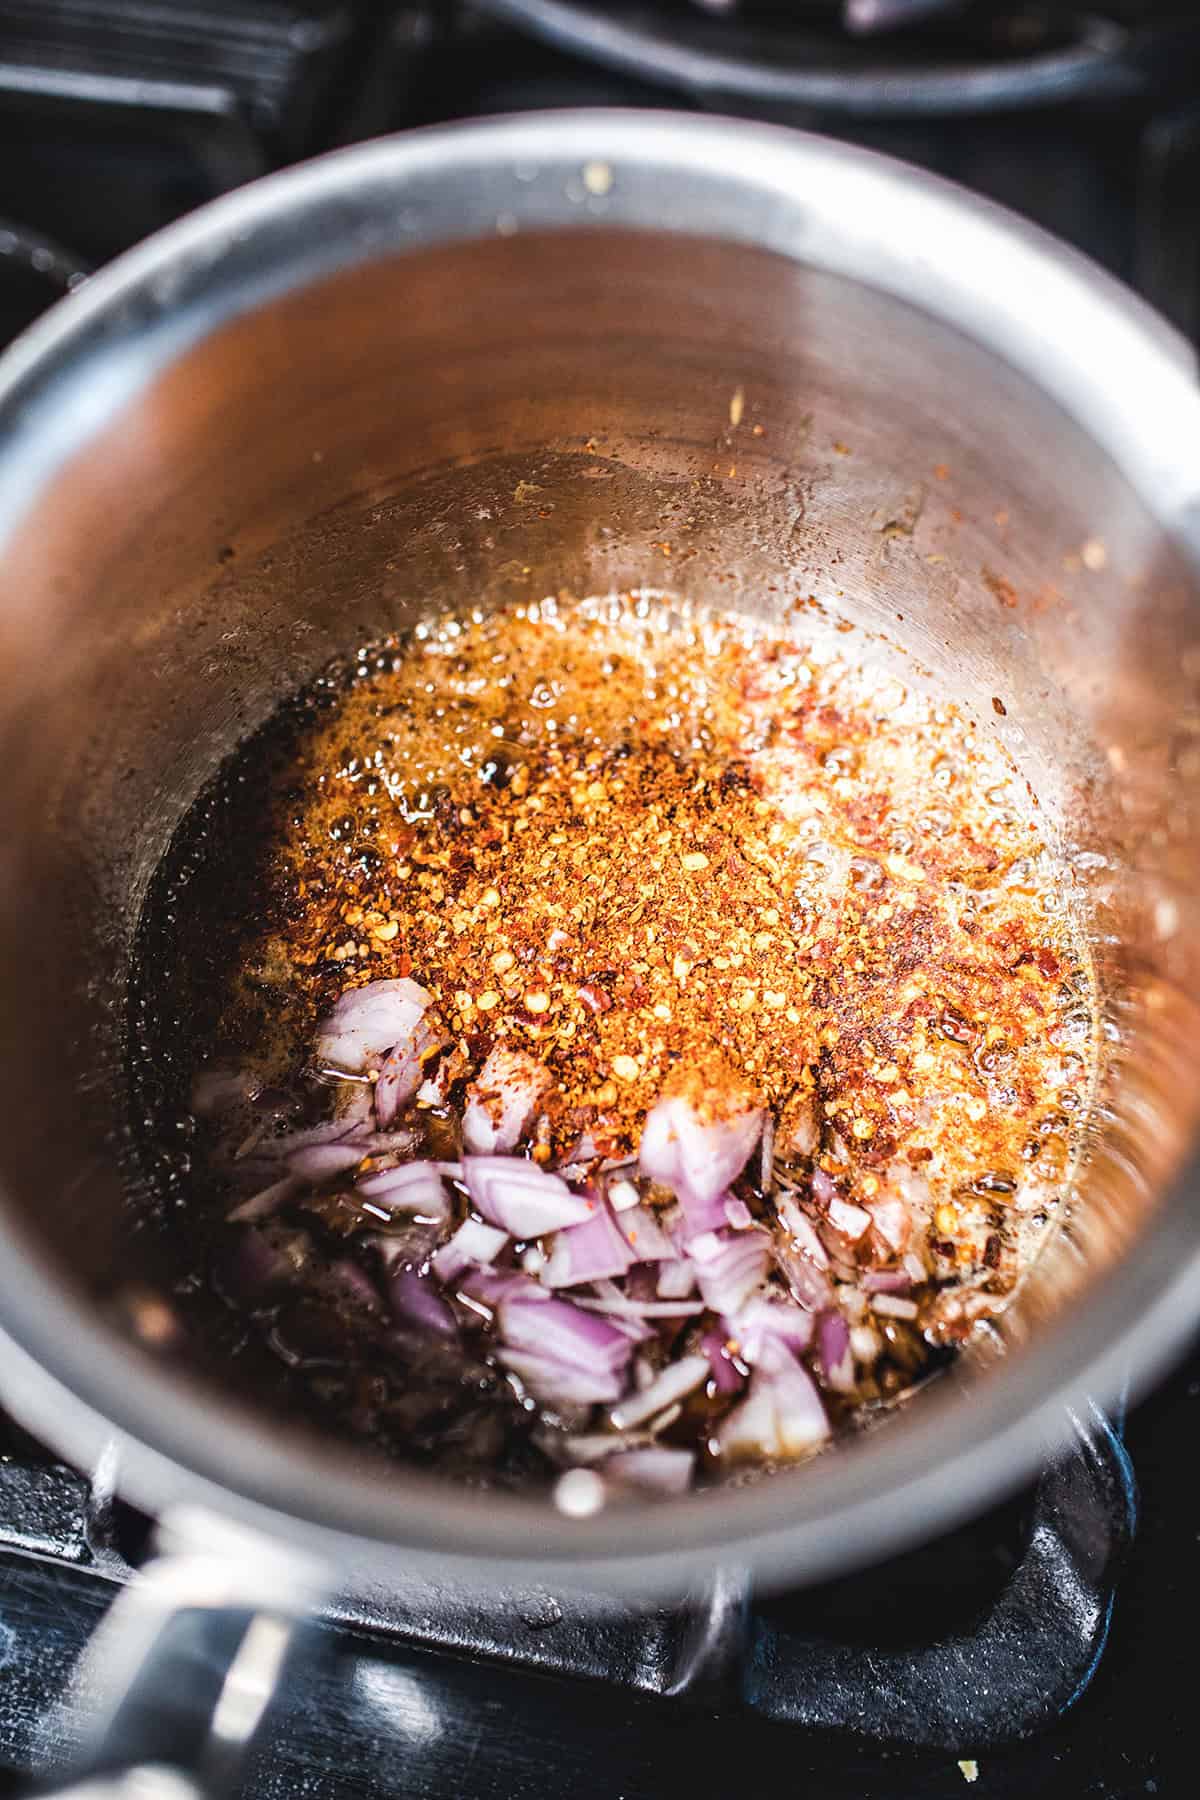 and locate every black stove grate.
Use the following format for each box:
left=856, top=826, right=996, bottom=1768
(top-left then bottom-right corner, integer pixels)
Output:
left=0, top=1399, right=1136, bottom=1764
